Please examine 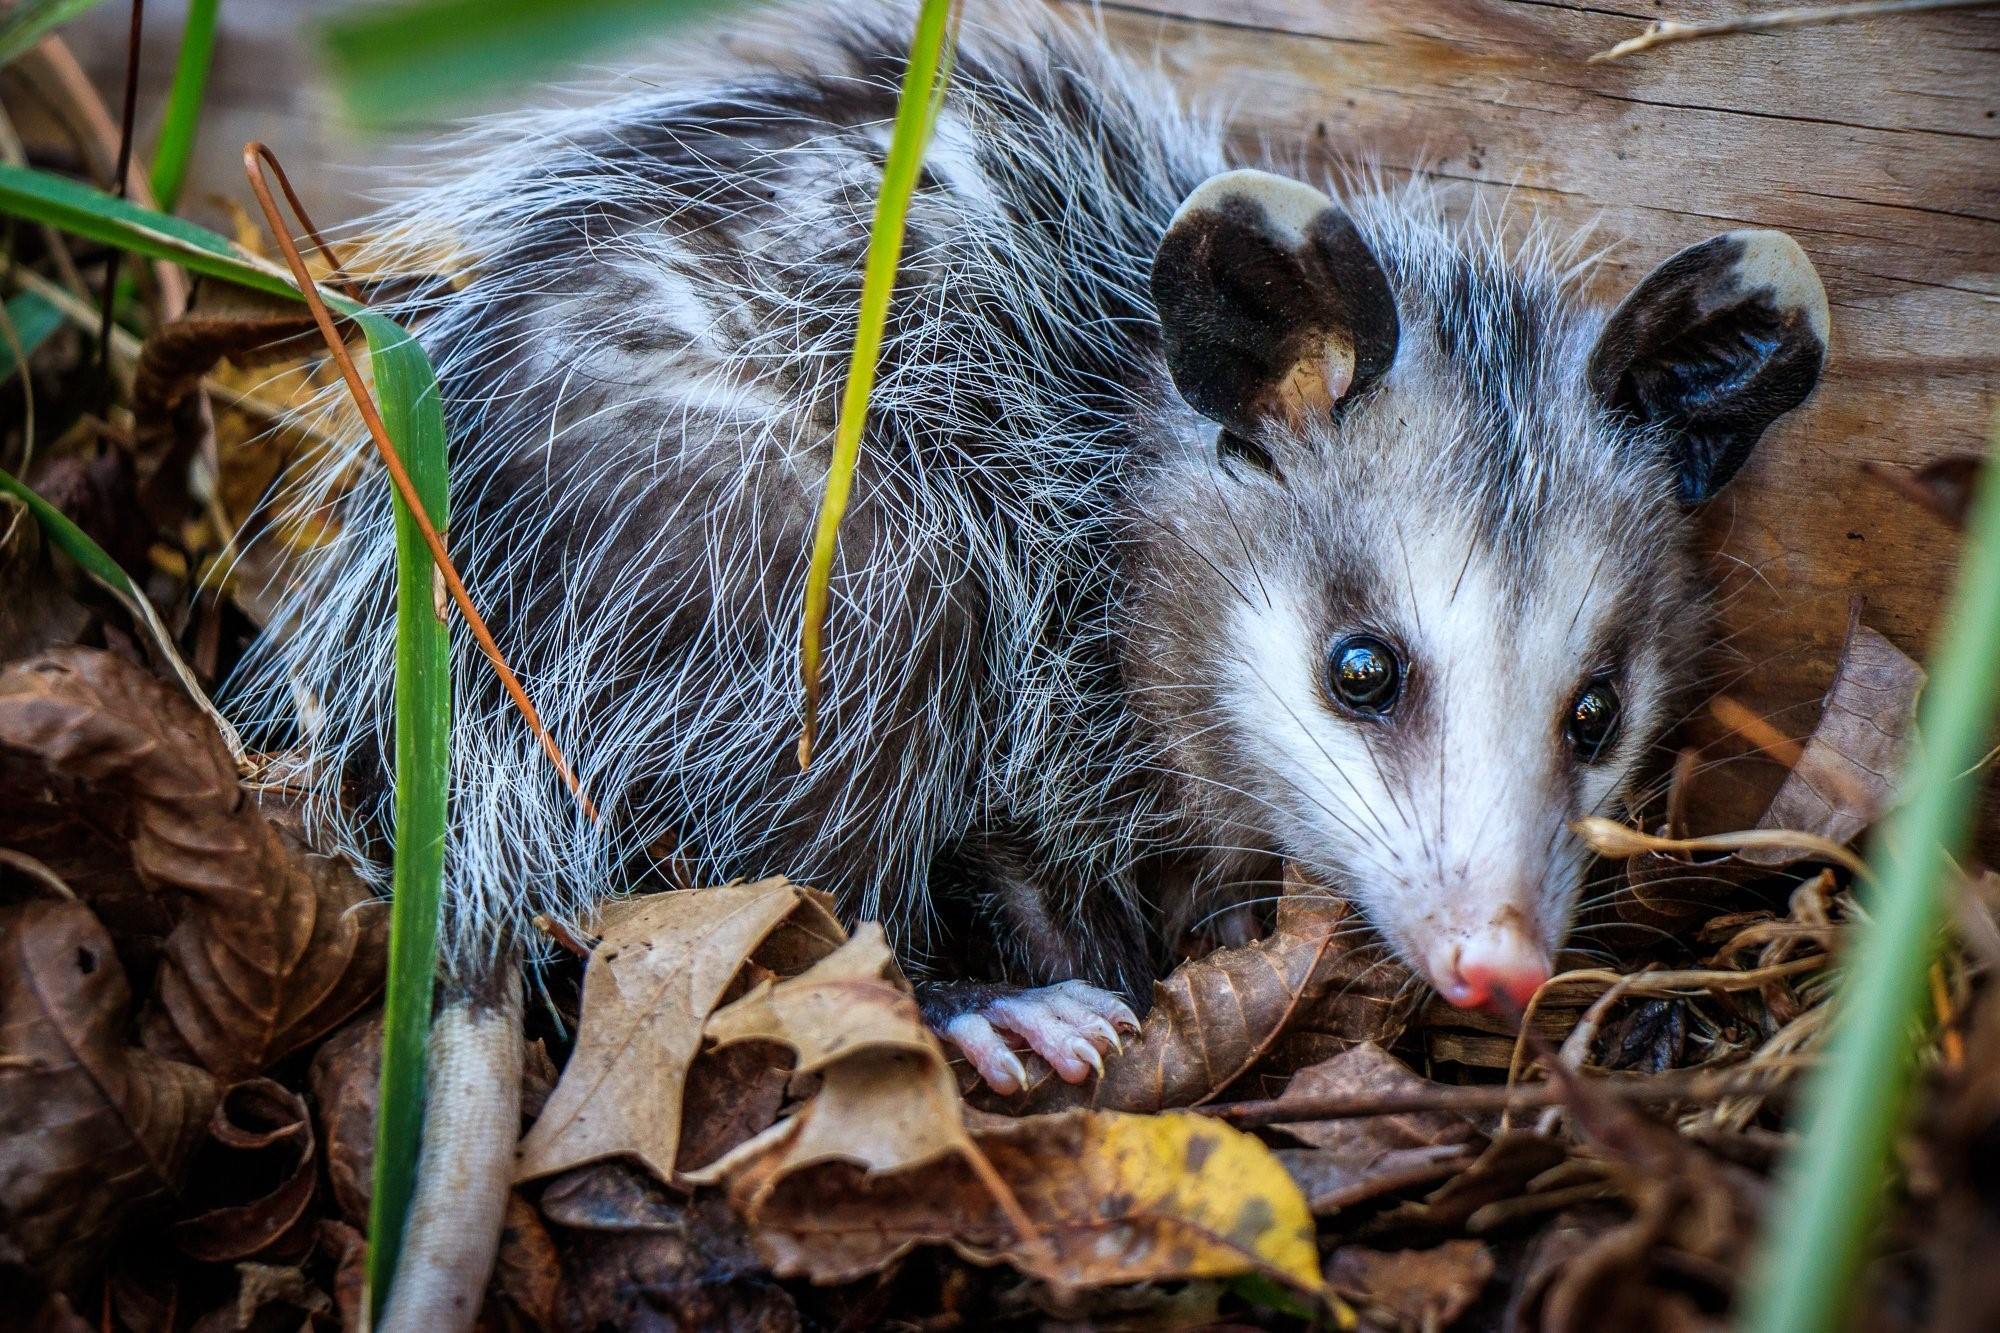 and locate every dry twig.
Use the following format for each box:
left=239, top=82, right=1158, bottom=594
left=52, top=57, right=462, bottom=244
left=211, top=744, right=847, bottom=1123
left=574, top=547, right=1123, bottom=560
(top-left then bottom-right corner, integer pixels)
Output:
left=1206, top=1064, right=1803, bottom=1129
left=1589, top=0, right=1994, bottom=63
